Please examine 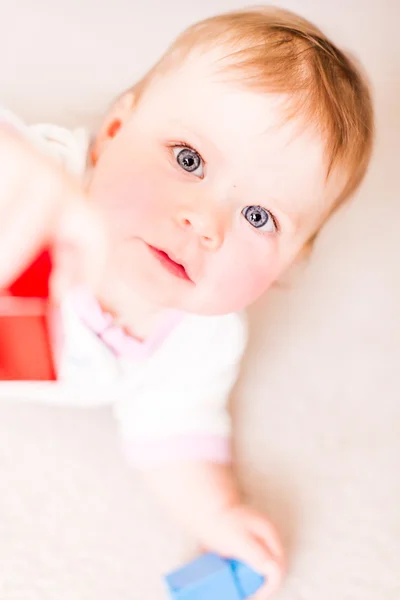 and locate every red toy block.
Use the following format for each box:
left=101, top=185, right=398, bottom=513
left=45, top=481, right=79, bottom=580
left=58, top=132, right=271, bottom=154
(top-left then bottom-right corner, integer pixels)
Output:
left=8, top=249, right=52, bottom=299
left=0, top=249, right=56, bottom=381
